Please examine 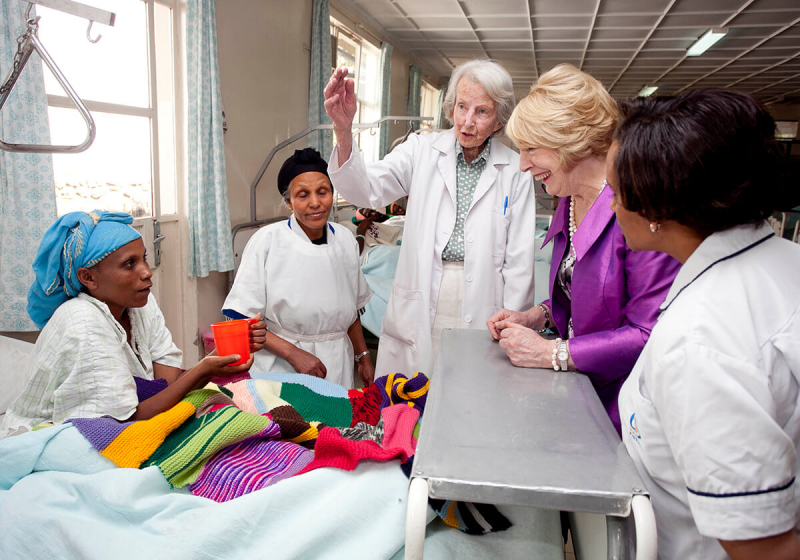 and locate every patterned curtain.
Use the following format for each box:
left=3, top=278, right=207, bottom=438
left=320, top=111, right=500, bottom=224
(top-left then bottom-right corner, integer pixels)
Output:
left=186, top=0, right=233, bottom=278
left=406, top=64, right=422, bottom=131
left=433, top=86, right=446, bottom=130
left=0, top=0, right=57, bottom=331
left=378, top=42, right=393, bottom=158
left=307, top=0, right=332, bottom=157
